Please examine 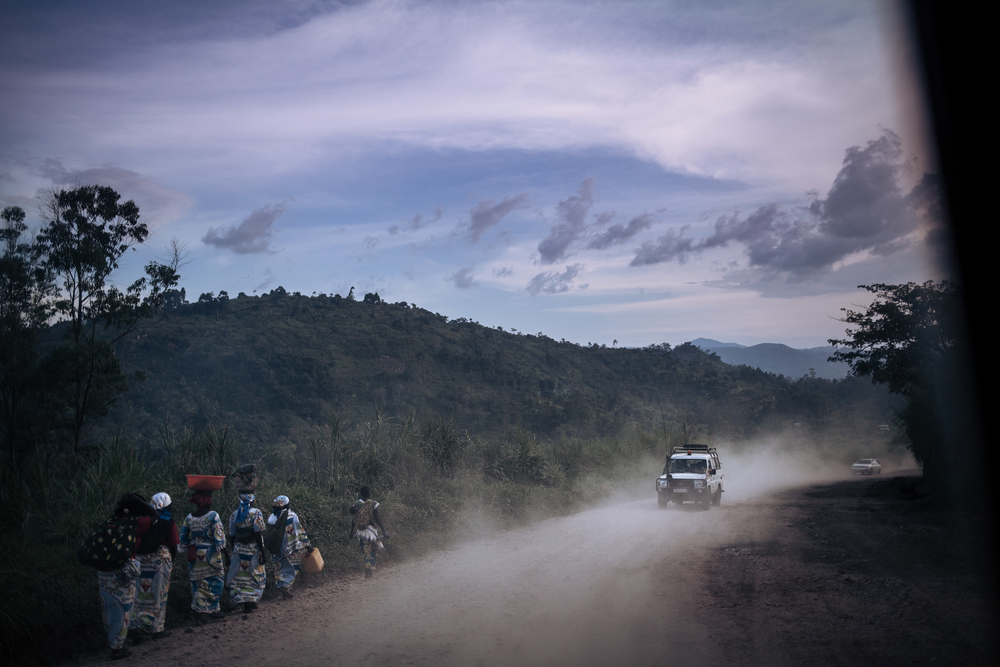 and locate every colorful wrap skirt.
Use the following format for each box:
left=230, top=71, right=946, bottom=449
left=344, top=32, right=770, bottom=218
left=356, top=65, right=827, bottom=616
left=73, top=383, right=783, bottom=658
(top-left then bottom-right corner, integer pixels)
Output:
left=190, top=571, right=225, bottom=614
left=271, top=550, right=302, bottom=589
left=187, top=546, right=225, bottom=614
left=98, top=559, right=140, bottom=649
left=180, top=510, right=226, bottom=614
left=131, top=546, right=172, bottom=633
left=226, top=541, right=266, bottom=603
